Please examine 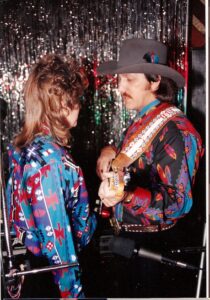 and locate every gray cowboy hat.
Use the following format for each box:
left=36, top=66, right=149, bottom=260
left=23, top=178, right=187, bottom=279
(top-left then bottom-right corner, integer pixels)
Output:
left=97, top=38, right=185, bottom=88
